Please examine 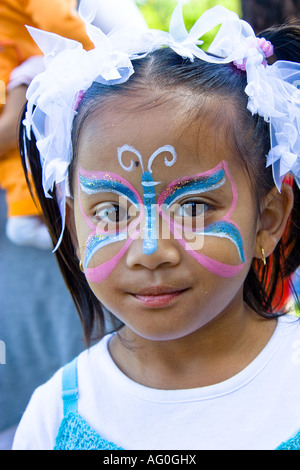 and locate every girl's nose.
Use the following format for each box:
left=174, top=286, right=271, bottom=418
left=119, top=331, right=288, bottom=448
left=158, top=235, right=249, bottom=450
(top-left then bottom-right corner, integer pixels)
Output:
left=126, top=236, right=181, bottom=270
